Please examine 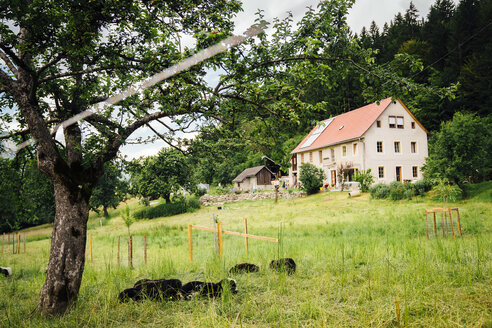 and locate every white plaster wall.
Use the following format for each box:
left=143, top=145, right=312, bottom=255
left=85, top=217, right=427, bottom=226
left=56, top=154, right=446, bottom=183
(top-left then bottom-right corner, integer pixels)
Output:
left=363, top=101, right=428, bottom=183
